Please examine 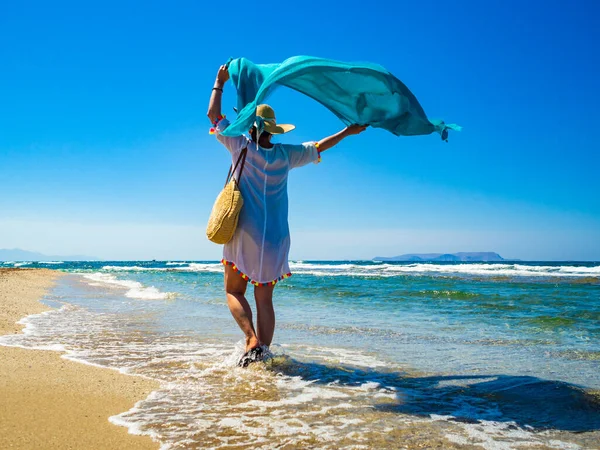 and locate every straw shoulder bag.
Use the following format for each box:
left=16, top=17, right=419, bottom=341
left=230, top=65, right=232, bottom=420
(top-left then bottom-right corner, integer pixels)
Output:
left=206, top=147, right=248, bottom=244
